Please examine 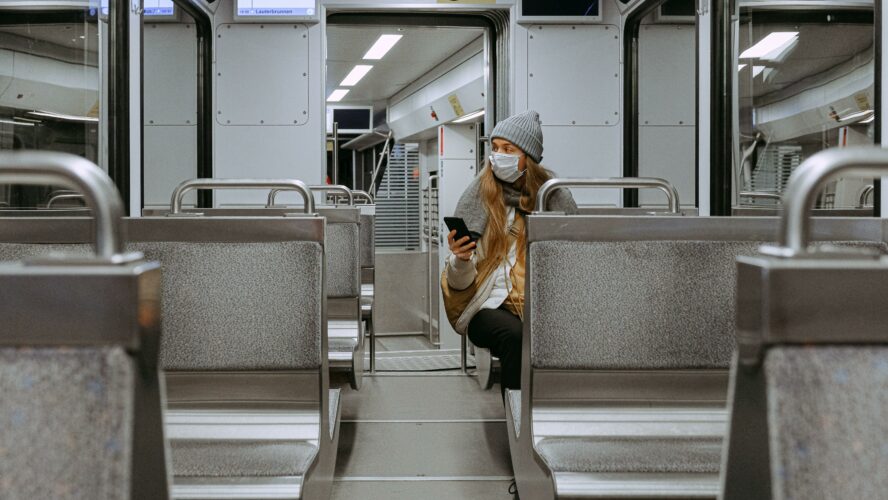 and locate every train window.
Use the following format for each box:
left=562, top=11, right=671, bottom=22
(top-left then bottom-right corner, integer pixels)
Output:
left=736, top=7, right=875, bottom=211
left=0, top=2, right=104, bottom=209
